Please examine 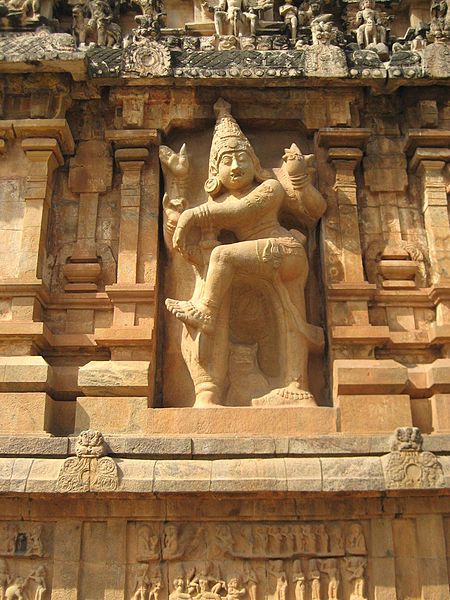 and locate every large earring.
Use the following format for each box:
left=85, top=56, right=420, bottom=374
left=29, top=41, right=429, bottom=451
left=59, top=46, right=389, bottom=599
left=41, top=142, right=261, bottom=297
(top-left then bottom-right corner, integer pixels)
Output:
left=204, top=176, right=221, bottom=196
